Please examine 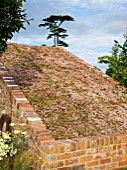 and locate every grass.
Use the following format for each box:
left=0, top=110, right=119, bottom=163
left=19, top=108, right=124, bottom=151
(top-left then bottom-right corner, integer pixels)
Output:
left=0, top=148, right=33, bottom=170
